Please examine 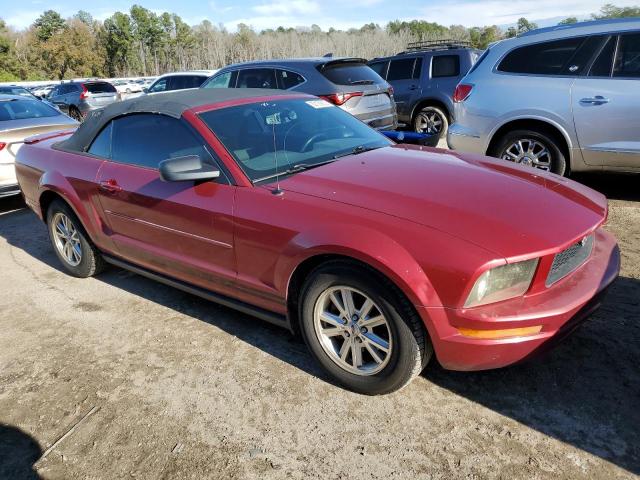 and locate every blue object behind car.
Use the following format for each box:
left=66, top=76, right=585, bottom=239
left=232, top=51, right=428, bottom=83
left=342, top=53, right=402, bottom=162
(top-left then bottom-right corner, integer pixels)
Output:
left=369, top=41, right=482, bottom=139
